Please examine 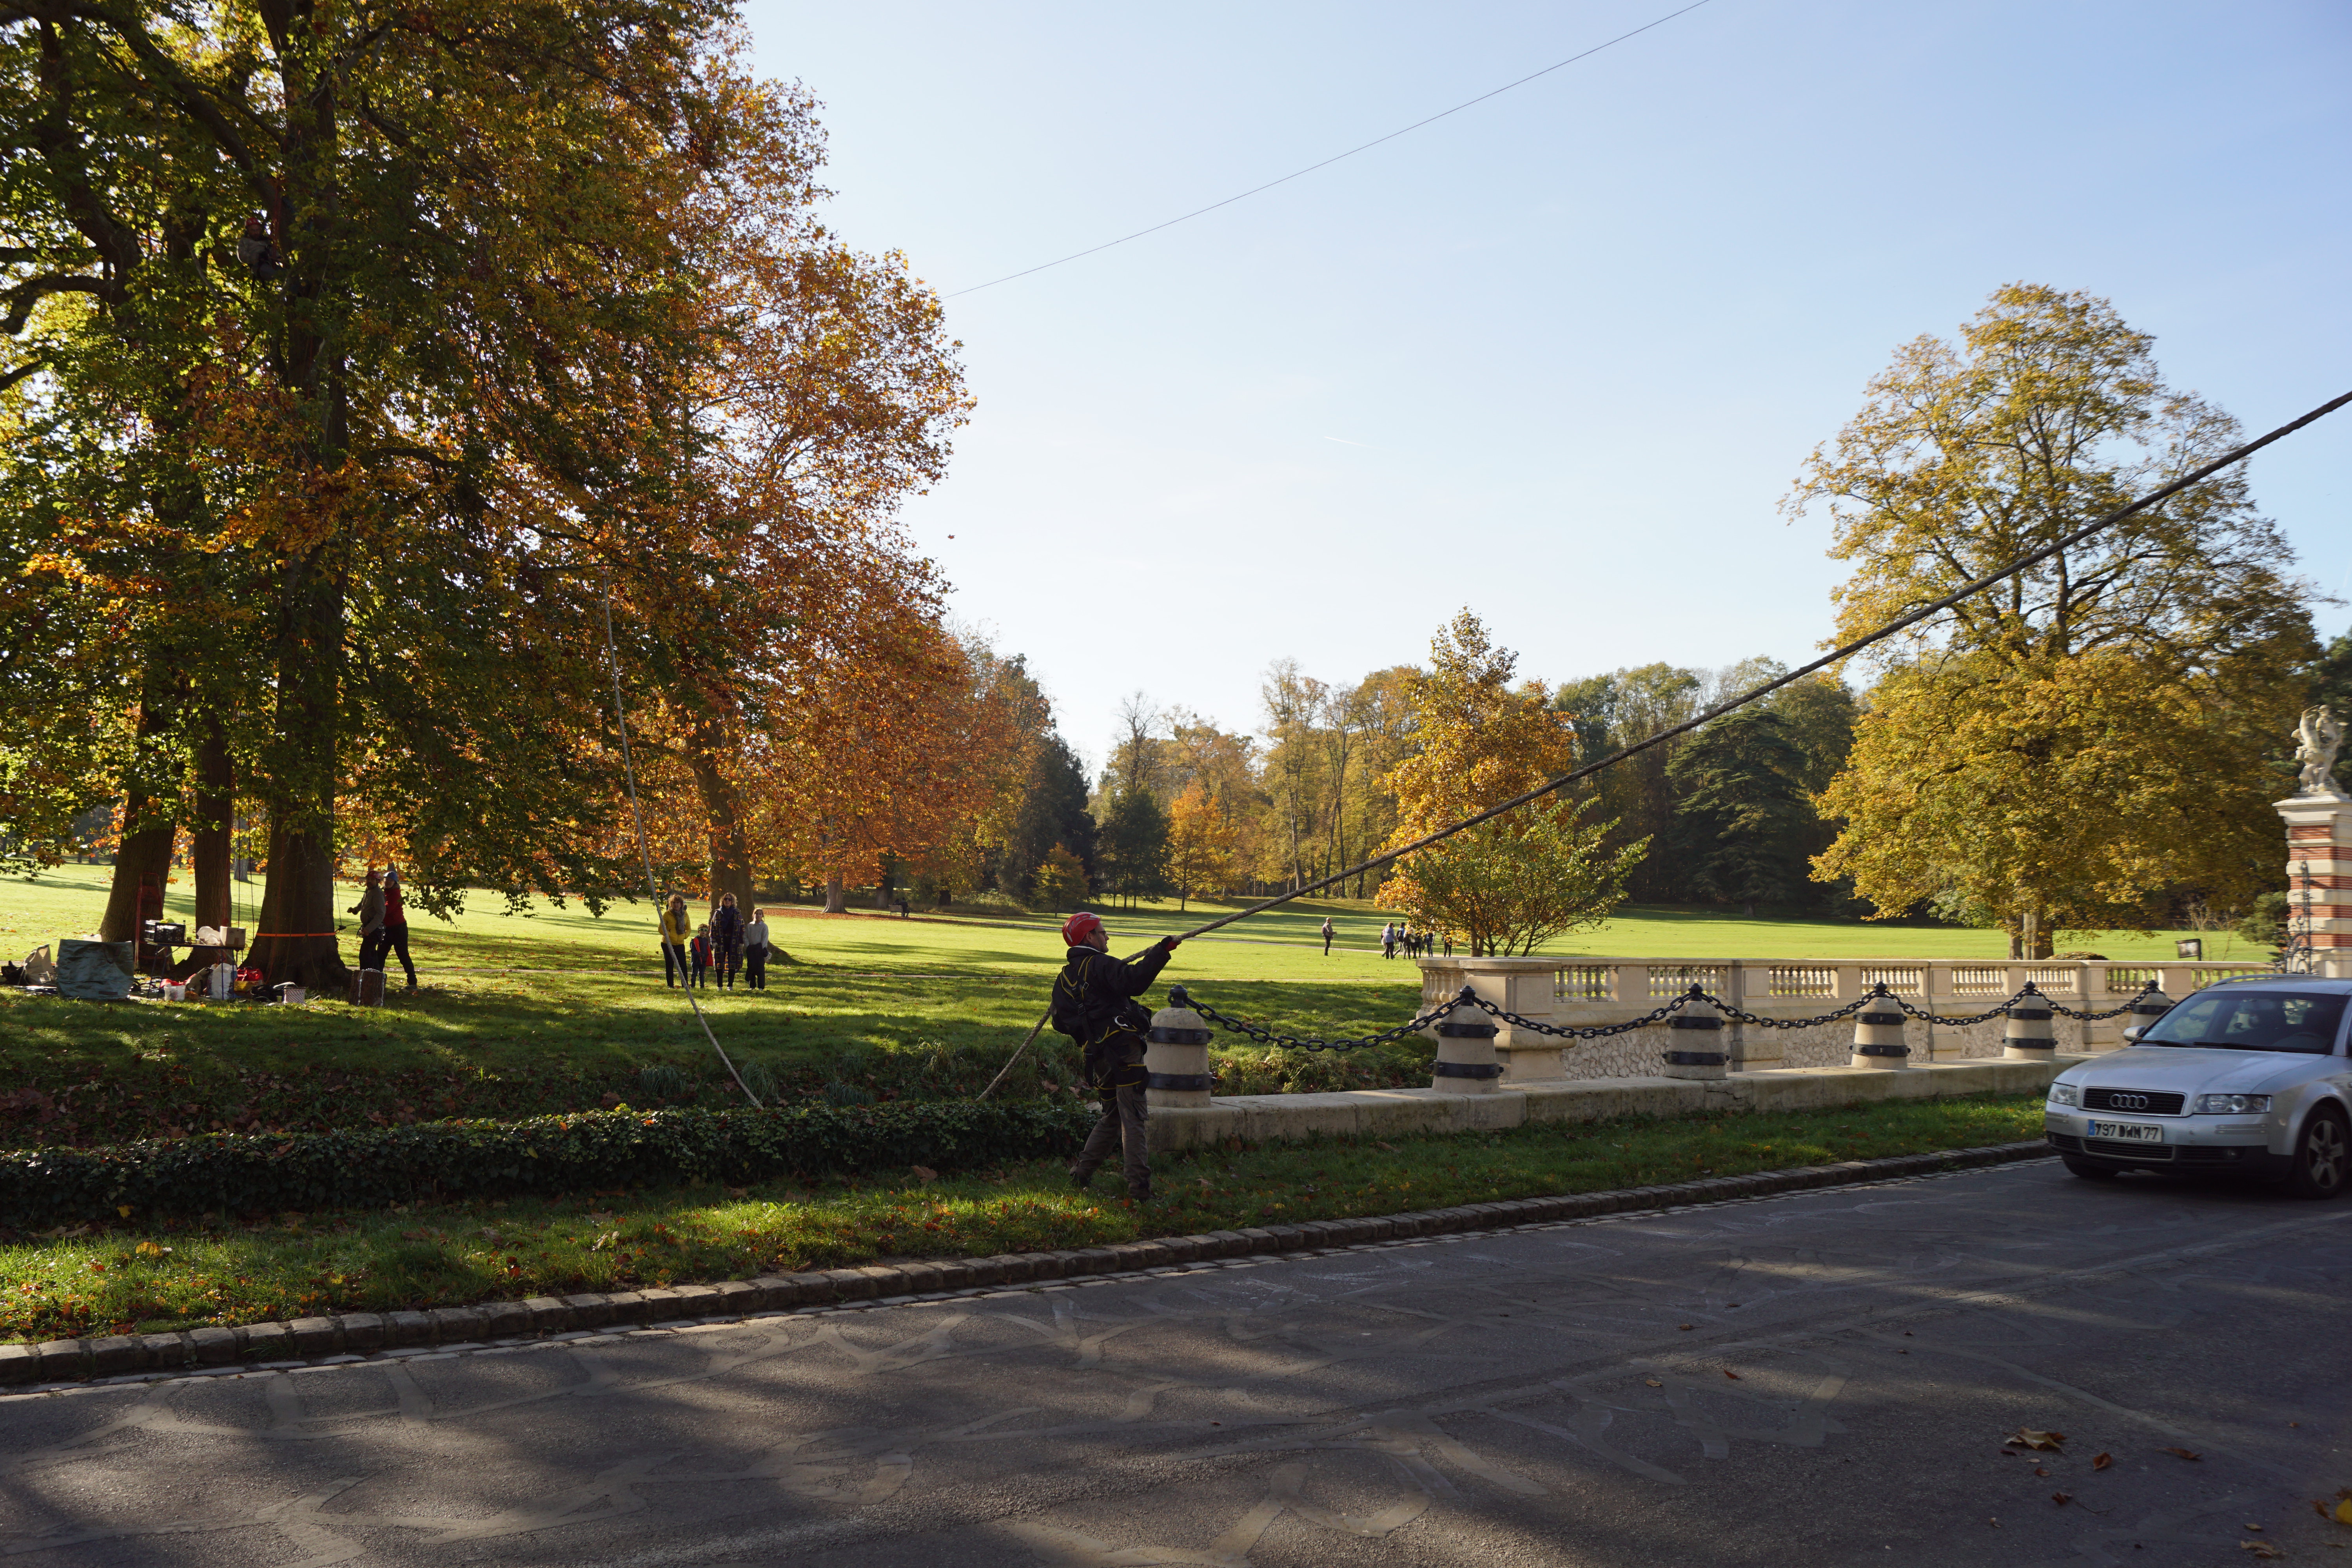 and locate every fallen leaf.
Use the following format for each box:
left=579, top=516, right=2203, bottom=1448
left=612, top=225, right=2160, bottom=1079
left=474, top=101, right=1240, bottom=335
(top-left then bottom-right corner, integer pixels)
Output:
left=1643, top=1378, right=1662, bottom=1388
left=1677, top=1324, right=1694, bottom=1331
left=2093, top=1453, right=2113, bottom=1471
left=2158, top=1447, right=2201, bottom=1462
left=2243, top=1543, right=2282, bottom=1559
left=116, top=1205, right=131, bottom=1218
left=2246, top=1524, right=2265, bottom=1532
left=911, top=1165, right=938, bottom=1184
left=1723, top=1370, right=1741, bottom=1381
left=2336, top=1497, right=2352, bottom=1526
left=2035, top=1467, right=2050, bottom=1477
left=2053, top=1492, right=2073, bottom=1505
left=1376, top=1141, right=1398, bottom=1152
left=2007, top=1430, right=2067, bottom=1452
